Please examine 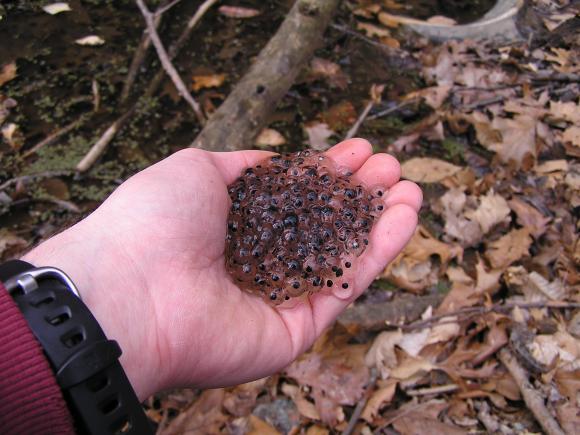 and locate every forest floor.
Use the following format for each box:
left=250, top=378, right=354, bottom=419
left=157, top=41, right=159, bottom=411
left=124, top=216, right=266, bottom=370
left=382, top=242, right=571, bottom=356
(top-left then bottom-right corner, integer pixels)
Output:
left=0, top=0, right=579, bottom=434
